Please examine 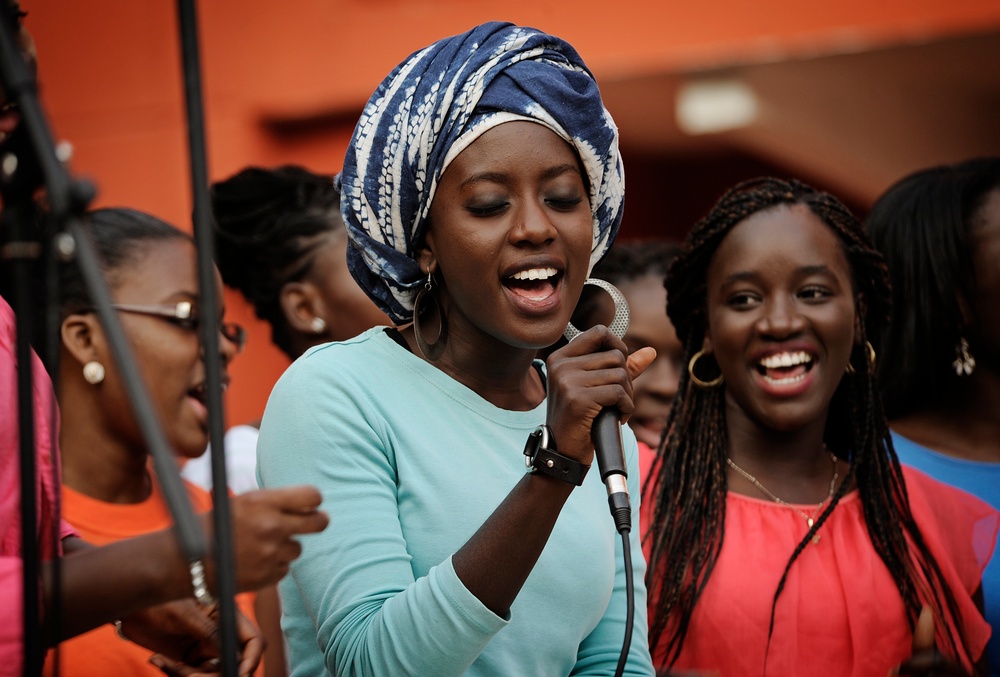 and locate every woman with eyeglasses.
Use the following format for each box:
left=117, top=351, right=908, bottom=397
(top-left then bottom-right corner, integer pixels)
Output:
left=40, top=207, right=273, bottom=676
